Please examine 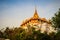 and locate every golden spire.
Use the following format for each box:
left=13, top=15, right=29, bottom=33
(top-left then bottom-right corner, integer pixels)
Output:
left=33, top=7, right=39, bottom=19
